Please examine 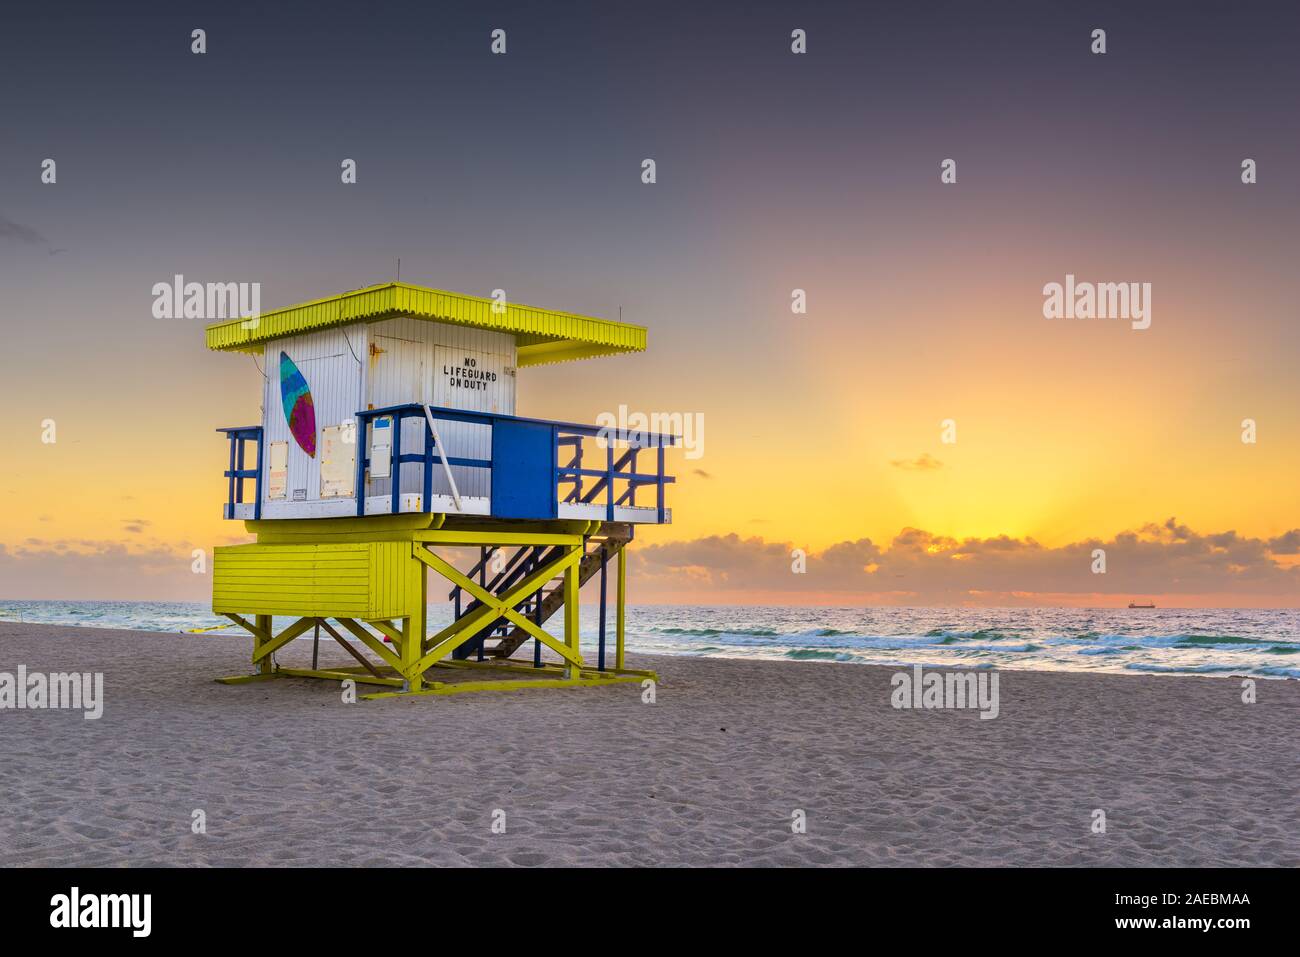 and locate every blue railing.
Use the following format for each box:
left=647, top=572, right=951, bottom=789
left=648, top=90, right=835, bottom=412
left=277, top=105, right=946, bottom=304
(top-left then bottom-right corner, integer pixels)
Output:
left=218, top=426, right=263, bottom=520
left=553, top=423, right=675, bottom=523
left=353, top=406, right=493, bottom=518
left=220, top=404, right=676, bottom=523
left=354, top=404, right=676, bottom=522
